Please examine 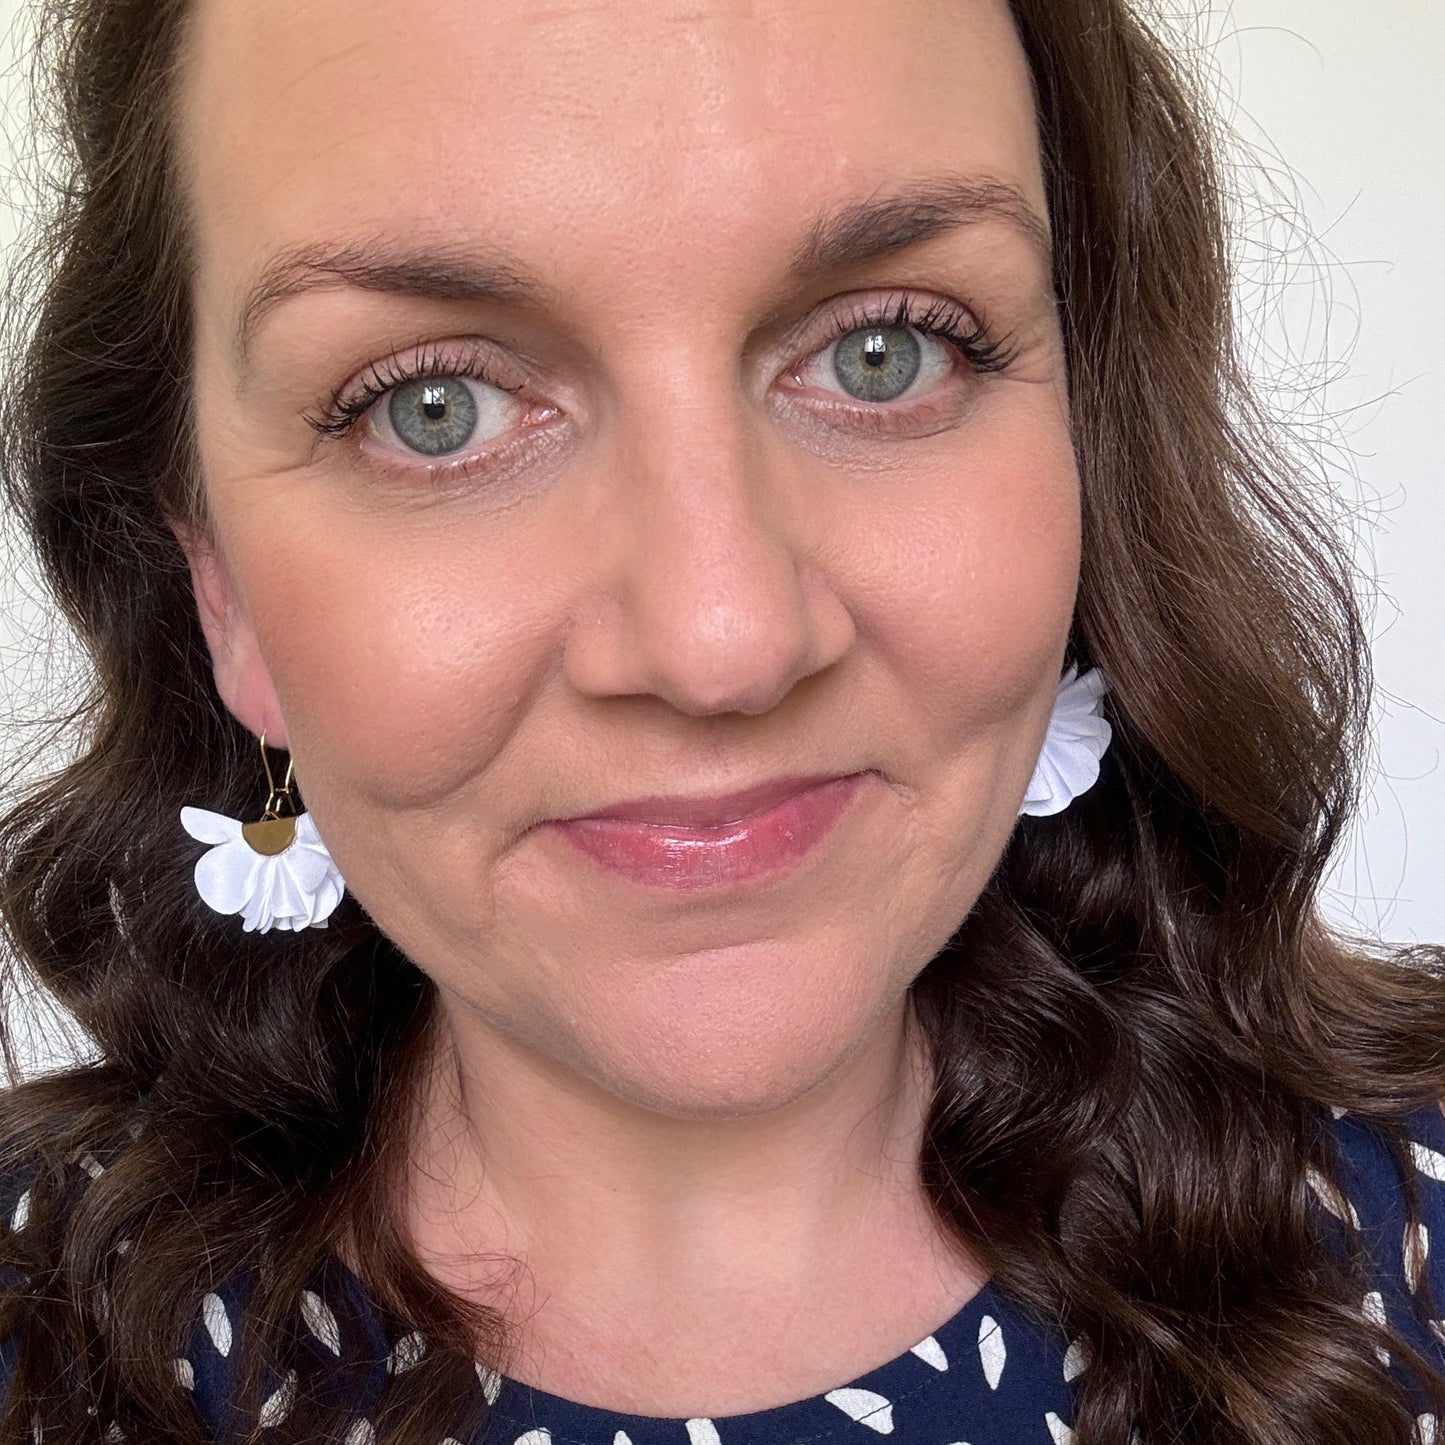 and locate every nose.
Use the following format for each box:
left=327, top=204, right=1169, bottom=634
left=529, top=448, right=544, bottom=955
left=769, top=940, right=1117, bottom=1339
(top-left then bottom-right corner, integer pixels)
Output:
left=562, top=400, right=856, bottom=718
